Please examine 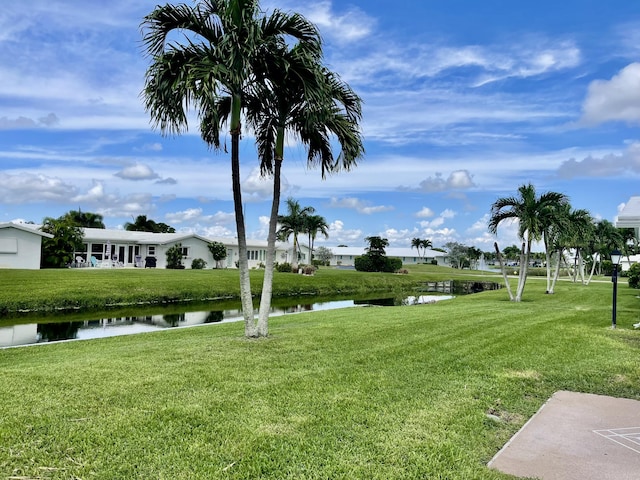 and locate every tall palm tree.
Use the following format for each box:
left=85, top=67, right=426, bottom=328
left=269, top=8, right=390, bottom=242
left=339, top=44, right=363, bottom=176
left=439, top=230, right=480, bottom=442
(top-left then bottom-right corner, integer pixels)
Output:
left=277, top=198, right=315, bottom=270
left=411, top=238, right=423, bottom=260
left=141, top=0, right=321, bottom=337
left=488, top=183, right=568, bottom=301
left=247, top=43, right=363, bottom=336
left=586, top=219, right=624, bottom=283
left=565, top=208, right=594, bottom=284
left=305, top=214, right=329, bottom=260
